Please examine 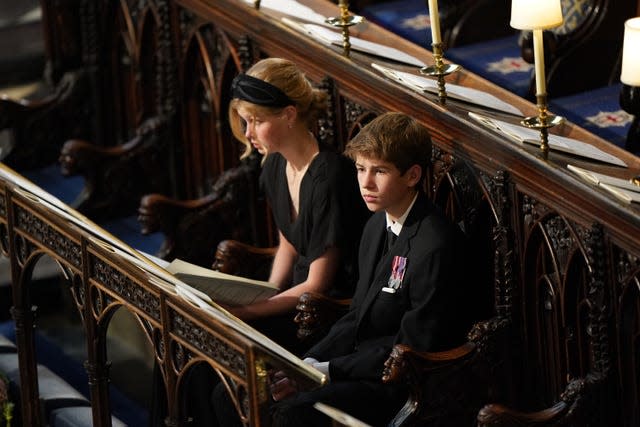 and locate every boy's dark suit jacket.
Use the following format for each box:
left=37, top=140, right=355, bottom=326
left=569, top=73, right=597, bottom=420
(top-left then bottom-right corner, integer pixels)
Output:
left=306, top=192, right=474, bottom=382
